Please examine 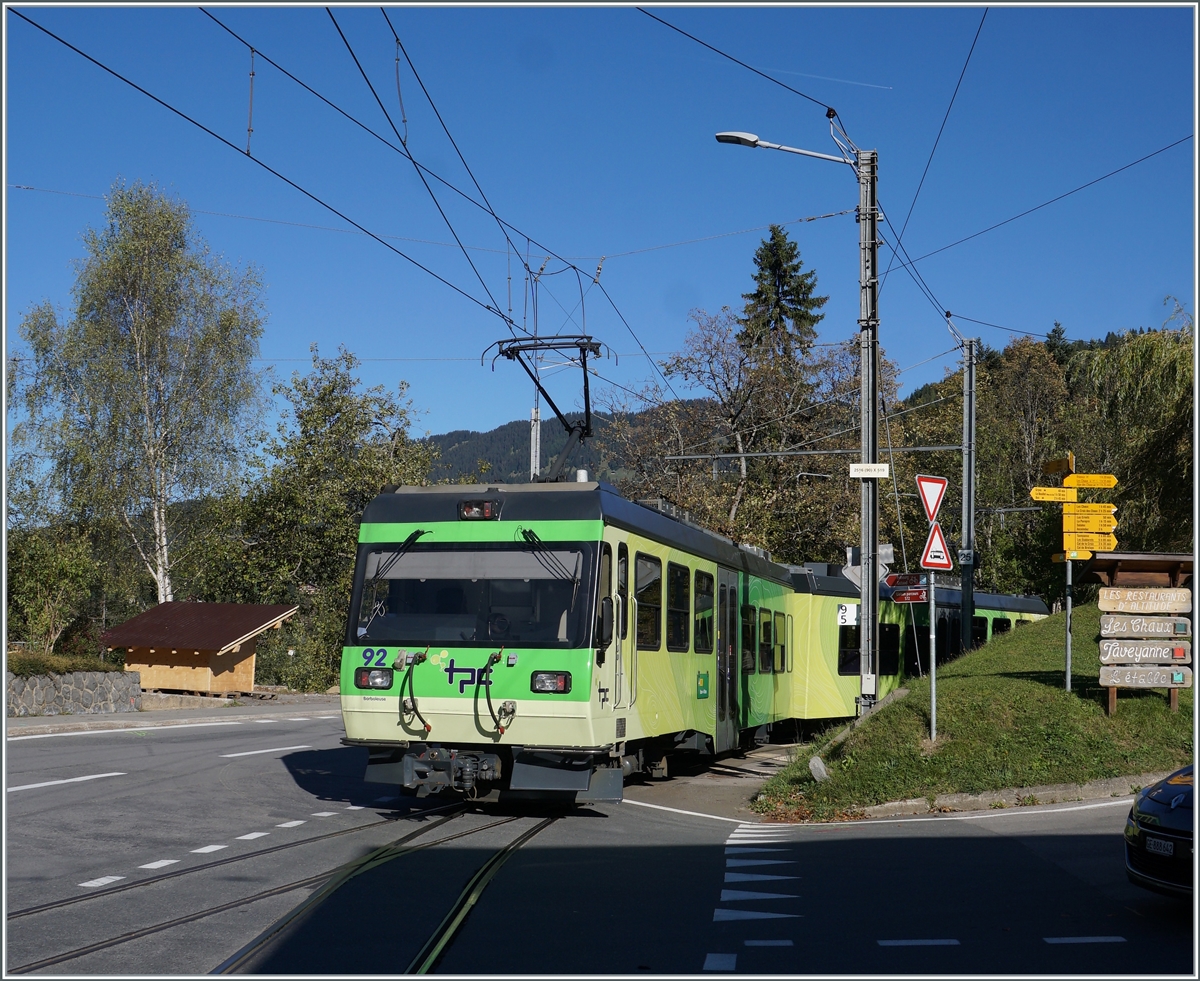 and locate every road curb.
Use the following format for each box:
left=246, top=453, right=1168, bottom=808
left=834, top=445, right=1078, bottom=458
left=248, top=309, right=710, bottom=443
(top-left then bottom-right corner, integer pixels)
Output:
left=861, top=770, right=1171, bottom=818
